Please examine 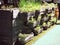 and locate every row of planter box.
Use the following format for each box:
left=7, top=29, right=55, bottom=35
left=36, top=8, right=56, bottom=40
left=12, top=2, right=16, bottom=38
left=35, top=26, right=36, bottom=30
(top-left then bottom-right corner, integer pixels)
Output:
left=0, top=3, right=58, bottom=45
left=14, top=6, right=58, bottom=44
